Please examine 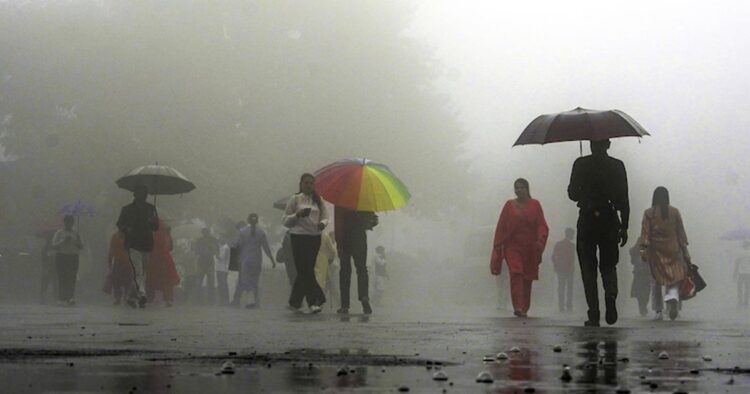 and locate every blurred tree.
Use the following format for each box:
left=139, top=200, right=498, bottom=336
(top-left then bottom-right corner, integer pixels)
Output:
left=0, top=0, right=469, bottom=228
